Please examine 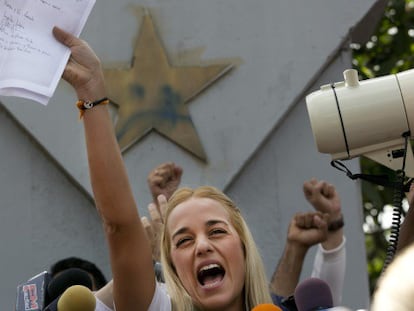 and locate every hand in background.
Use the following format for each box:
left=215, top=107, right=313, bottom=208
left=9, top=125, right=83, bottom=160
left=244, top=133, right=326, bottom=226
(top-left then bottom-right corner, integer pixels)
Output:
left=142, top=162, right=182, bottom=262
left=141, top=195, right=168, bottom=262
left=287, top=211, right=329, bottom=250
left=147, top=162, right=182, bottom=210
left=303, top=178, right=343, bottom=250
left=303, top=178, right=342, bottom=222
